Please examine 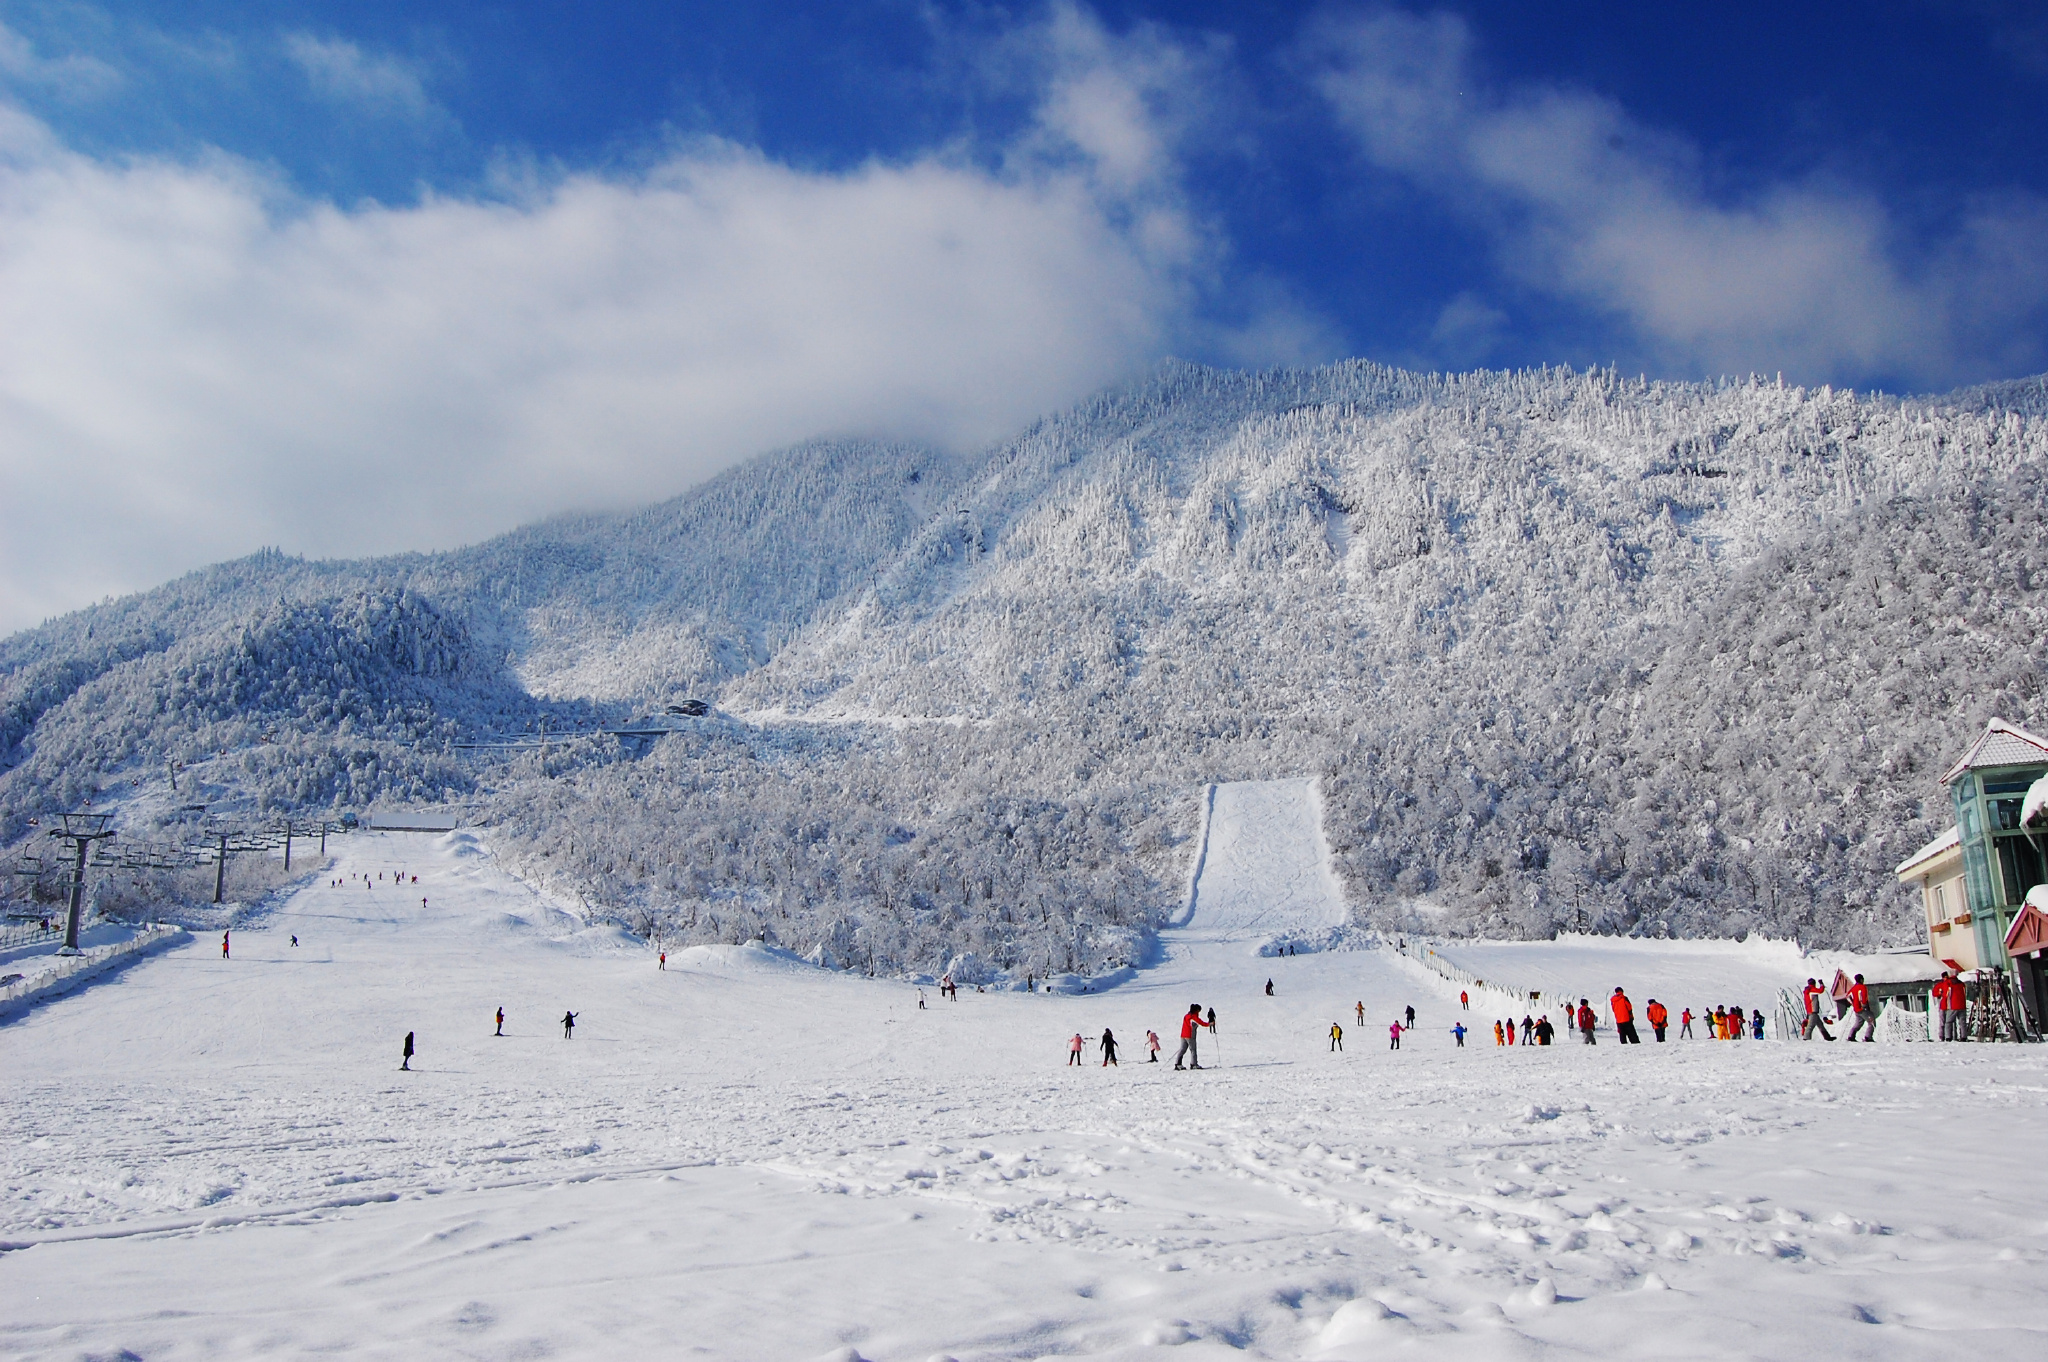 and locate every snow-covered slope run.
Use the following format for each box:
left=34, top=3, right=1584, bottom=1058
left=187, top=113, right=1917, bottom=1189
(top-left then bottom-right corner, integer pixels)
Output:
left=1180, top=778, right=1352, bottom=943
left=3, top=830, right=2047, bottom=1359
